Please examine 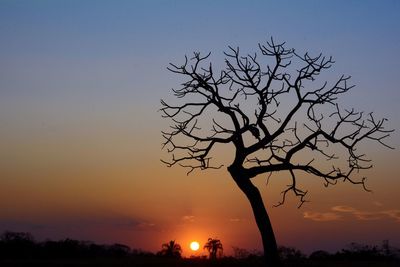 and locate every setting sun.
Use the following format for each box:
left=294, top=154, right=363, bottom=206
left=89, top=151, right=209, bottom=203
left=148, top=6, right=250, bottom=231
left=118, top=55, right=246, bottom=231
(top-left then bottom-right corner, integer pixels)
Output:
left=190, top=241, right=200, bottom=251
